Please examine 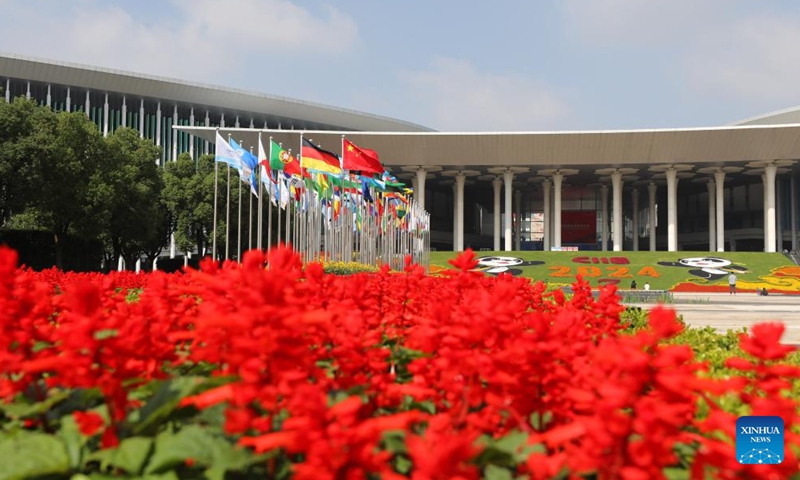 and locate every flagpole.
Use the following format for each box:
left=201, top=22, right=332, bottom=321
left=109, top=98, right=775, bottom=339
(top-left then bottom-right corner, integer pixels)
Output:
left=249, top=146, right=254, bottom=253
left=212, top=129, right=219, bottom=261
left=225, top=134, right=232, bottom=261
left=237, top=142, right=243, bottom=263
left=257, top=132, right=264, bottom=251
